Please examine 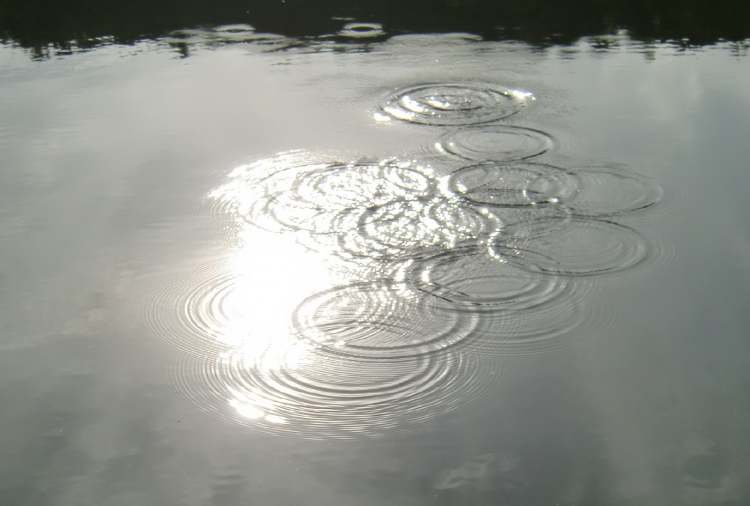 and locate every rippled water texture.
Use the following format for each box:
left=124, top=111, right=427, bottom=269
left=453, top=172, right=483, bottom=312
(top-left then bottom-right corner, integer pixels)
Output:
left=134, top=77, right=668, bottom=437
left=174, top=344, right=497, bottom=438
left=495, top=217, right=651, bottom=276
left=447, top=161, right=579, bottom=207
left=5, top=12, right=750, bottom=504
